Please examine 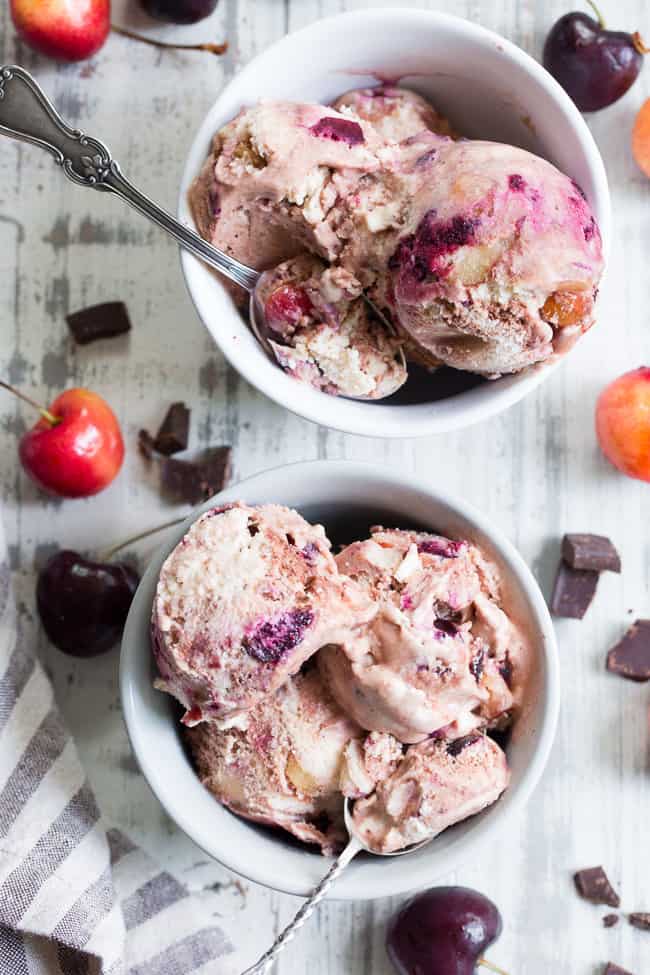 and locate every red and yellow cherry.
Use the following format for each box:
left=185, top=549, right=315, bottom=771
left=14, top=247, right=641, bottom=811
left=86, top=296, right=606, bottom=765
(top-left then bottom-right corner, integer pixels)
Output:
left=596, top=367, right=650, bottom=482
left=1, top=382, right=124, bottom=497
left=10, top=0, right=110, bottom=62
